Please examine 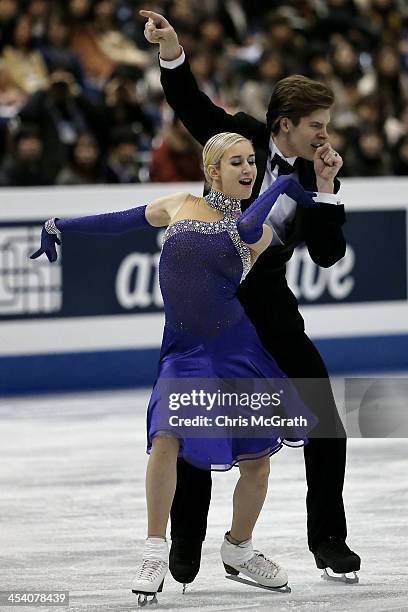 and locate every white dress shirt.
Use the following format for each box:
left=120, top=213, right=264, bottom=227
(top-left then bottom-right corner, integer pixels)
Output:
left=260, top=140, right=342, bottom=245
